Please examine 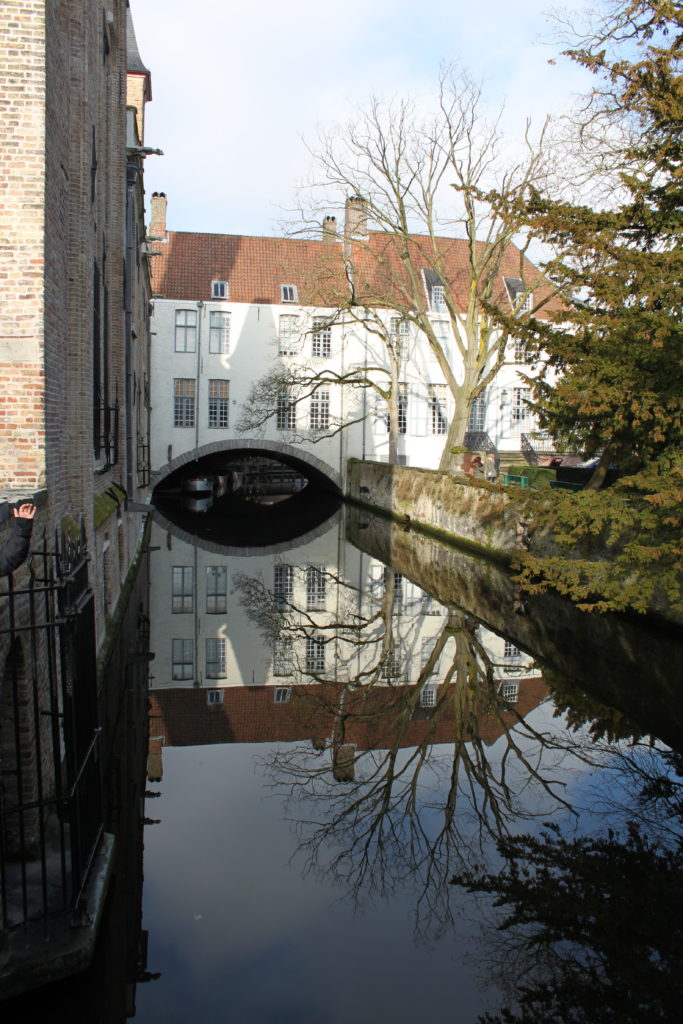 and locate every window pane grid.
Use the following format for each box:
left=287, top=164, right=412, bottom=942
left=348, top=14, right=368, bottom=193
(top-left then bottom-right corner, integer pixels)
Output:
left=428, top=384, right=447, bottom=435
left=172, top=638, right=194, bottom=680
left=276, top=392, right=296, bottom=430
left=208, top=379, right=230, bottom=428
left=306, top=567, right=326, bottom=611
left=312, top=318, right=331, bottom=357
left=305, top=636, right=325, bottom=675
left=309, top=388, right=330, bottom=431
left=206, top=637, right=227, bottom=678
left=278, top=315, right=300, bottom=355
left=274, top=565, right=293, bottom=607
left=206, top=566, right=227, bottom=614
left=209, top=311, right=230, bottom=354
left=175, top=309, right=197, bottom=352
left=172, top=566, right=193, bottom=613
left=174, top=378, right=195, bottom=428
